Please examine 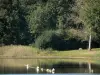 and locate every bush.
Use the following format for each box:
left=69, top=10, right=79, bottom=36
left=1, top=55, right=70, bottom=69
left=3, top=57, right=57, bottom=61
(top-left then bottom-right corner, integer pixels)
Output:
left=35, top=30, right=66, bottom=50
